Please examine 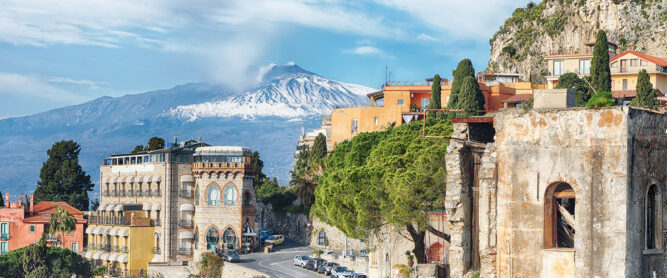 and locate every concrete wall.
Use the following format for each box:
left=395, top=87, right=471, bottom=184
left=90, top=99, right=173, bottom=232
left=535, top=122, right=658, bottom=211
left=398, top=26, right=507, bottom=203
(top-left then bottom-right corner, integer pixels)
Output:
left=148, top=260, right=270, bottom=278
